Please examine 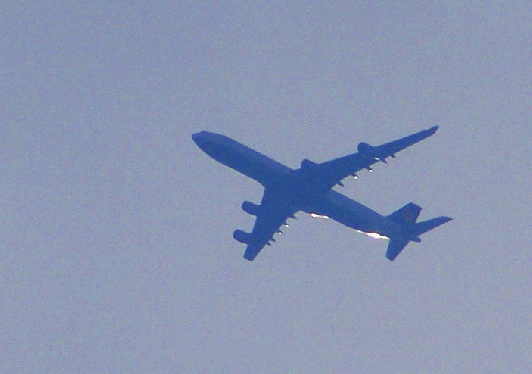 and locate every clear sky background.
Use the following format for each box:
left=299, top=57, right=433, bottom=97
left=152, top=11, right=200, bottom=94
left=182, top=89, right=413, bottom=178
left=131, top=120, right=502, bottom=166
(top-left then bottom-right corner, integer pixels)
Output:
left=1, top=1, right=531, bottom=373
